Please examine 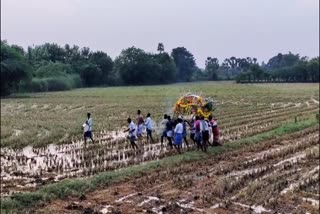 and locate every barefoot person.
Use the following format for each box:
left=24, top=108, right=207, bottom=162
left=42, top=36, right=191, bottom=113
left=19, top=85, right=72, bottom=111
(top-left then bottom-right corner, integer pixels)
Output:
left=211, top=116, right=221, bottom=146
left=188, top=117, right=196, bottom=146
left=83, top=113, right=94, bottom=144
left=194, top=116, right=203, bottom=151
left=173, top=118, right=183, bottom=154
left=160, top=114, right=168, bottom=146
left=200, top=116, right=209, bottom=152
left=136, top=110, right=144, bottom=138
left=124, top=118, right=139, bottom=150
left=181, top=117, right=189, bottom=148
left=145, top=113, right=155, bottom=143
left=166, top=116, right=174, bottom=148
